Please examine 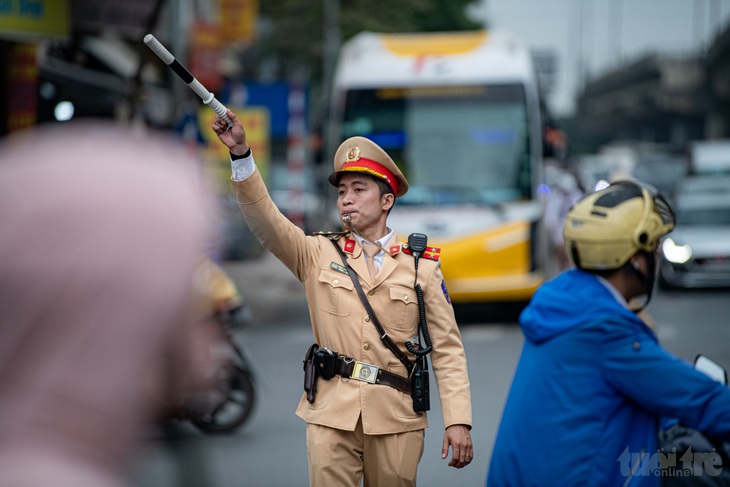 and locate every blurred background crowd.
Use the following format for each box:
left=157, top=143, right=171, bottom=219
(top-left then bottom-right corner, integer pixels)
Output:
left=3, top=1, right=730, bottom=486
left=2, top=1, right=730, bottom=285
